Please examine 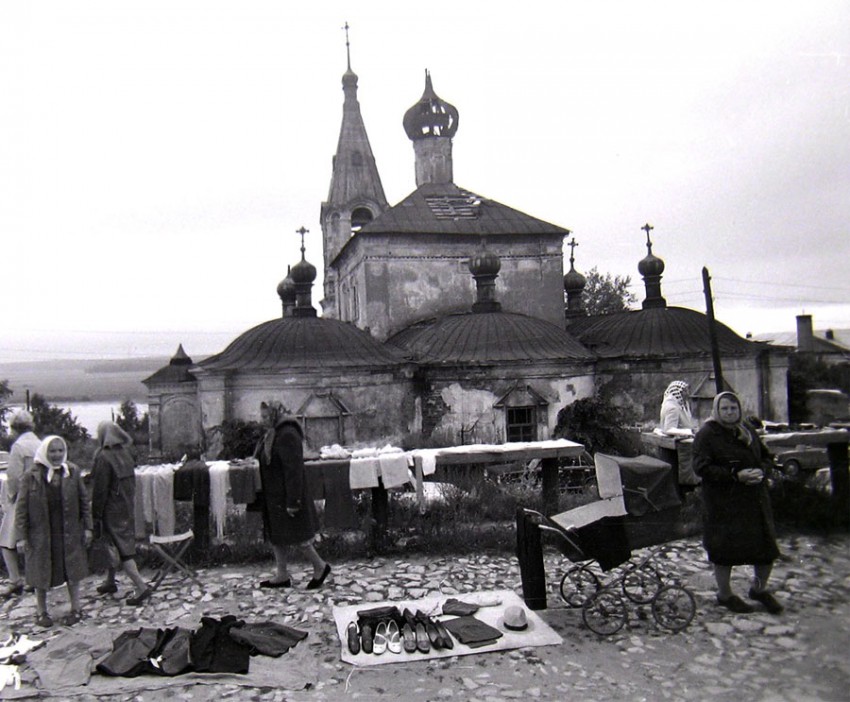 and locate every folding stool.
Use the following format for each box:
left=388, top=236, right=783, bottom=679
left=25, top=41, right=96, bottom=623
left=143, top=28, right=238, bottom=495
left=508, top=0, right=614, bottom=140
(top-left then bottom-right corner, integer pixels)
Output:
left=148, top=530, right=203, bottom=593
